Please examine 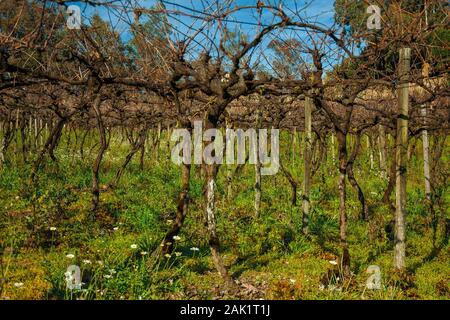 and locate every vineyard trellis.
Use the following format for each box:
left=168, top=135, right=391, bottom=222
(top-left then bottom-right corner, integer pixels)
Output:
left=0, top=0, right=448, bottom=296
